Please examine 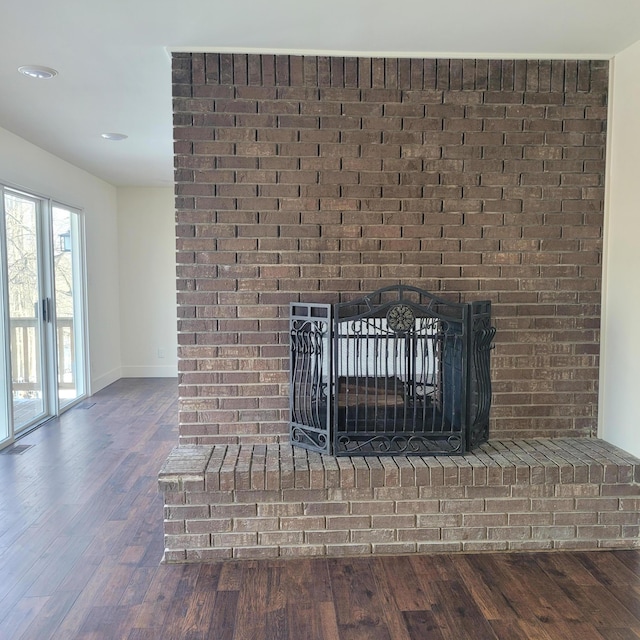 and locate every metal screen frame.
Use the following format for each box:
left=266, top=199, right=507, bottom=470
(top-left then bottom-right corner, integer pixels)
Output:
left=289, top=286, right=495, bottom=456
left=289, top=302, right=332, bottom=454
left=332, top=285, right=469, bottom=456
